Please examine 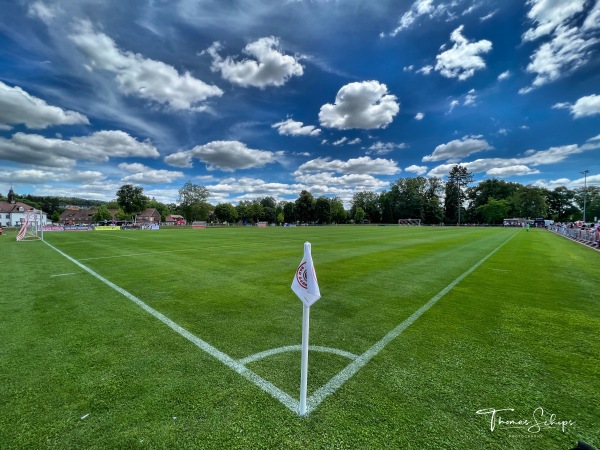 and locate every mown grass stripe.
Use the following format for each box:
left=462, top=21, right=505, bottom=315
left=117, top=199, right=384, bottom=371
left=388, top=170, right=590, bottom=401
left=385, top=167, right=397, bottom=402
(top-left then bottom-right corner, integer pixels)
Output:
left=306, top=229, right=520, bottom=414
left=43, top=240, right=299, bottom=413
